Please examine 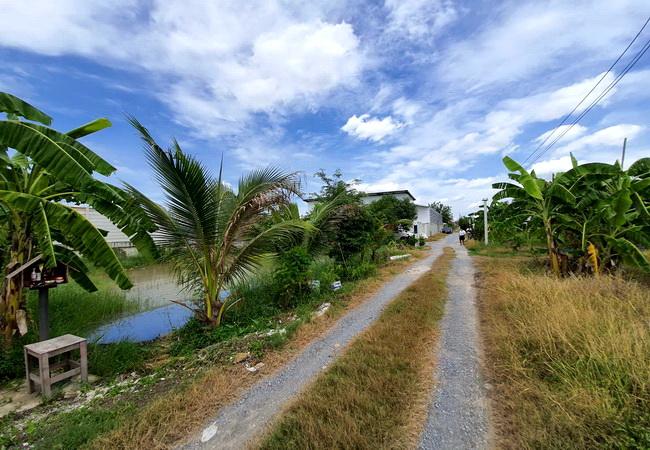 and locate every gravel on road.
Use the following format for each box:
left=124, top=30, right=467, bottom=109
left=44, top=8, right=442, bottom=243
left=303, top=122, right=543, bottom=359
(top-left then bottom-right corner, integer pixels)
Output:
left=419, top=243, right=491, bottom=449
left=181, top=237, right=453, bottom=450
